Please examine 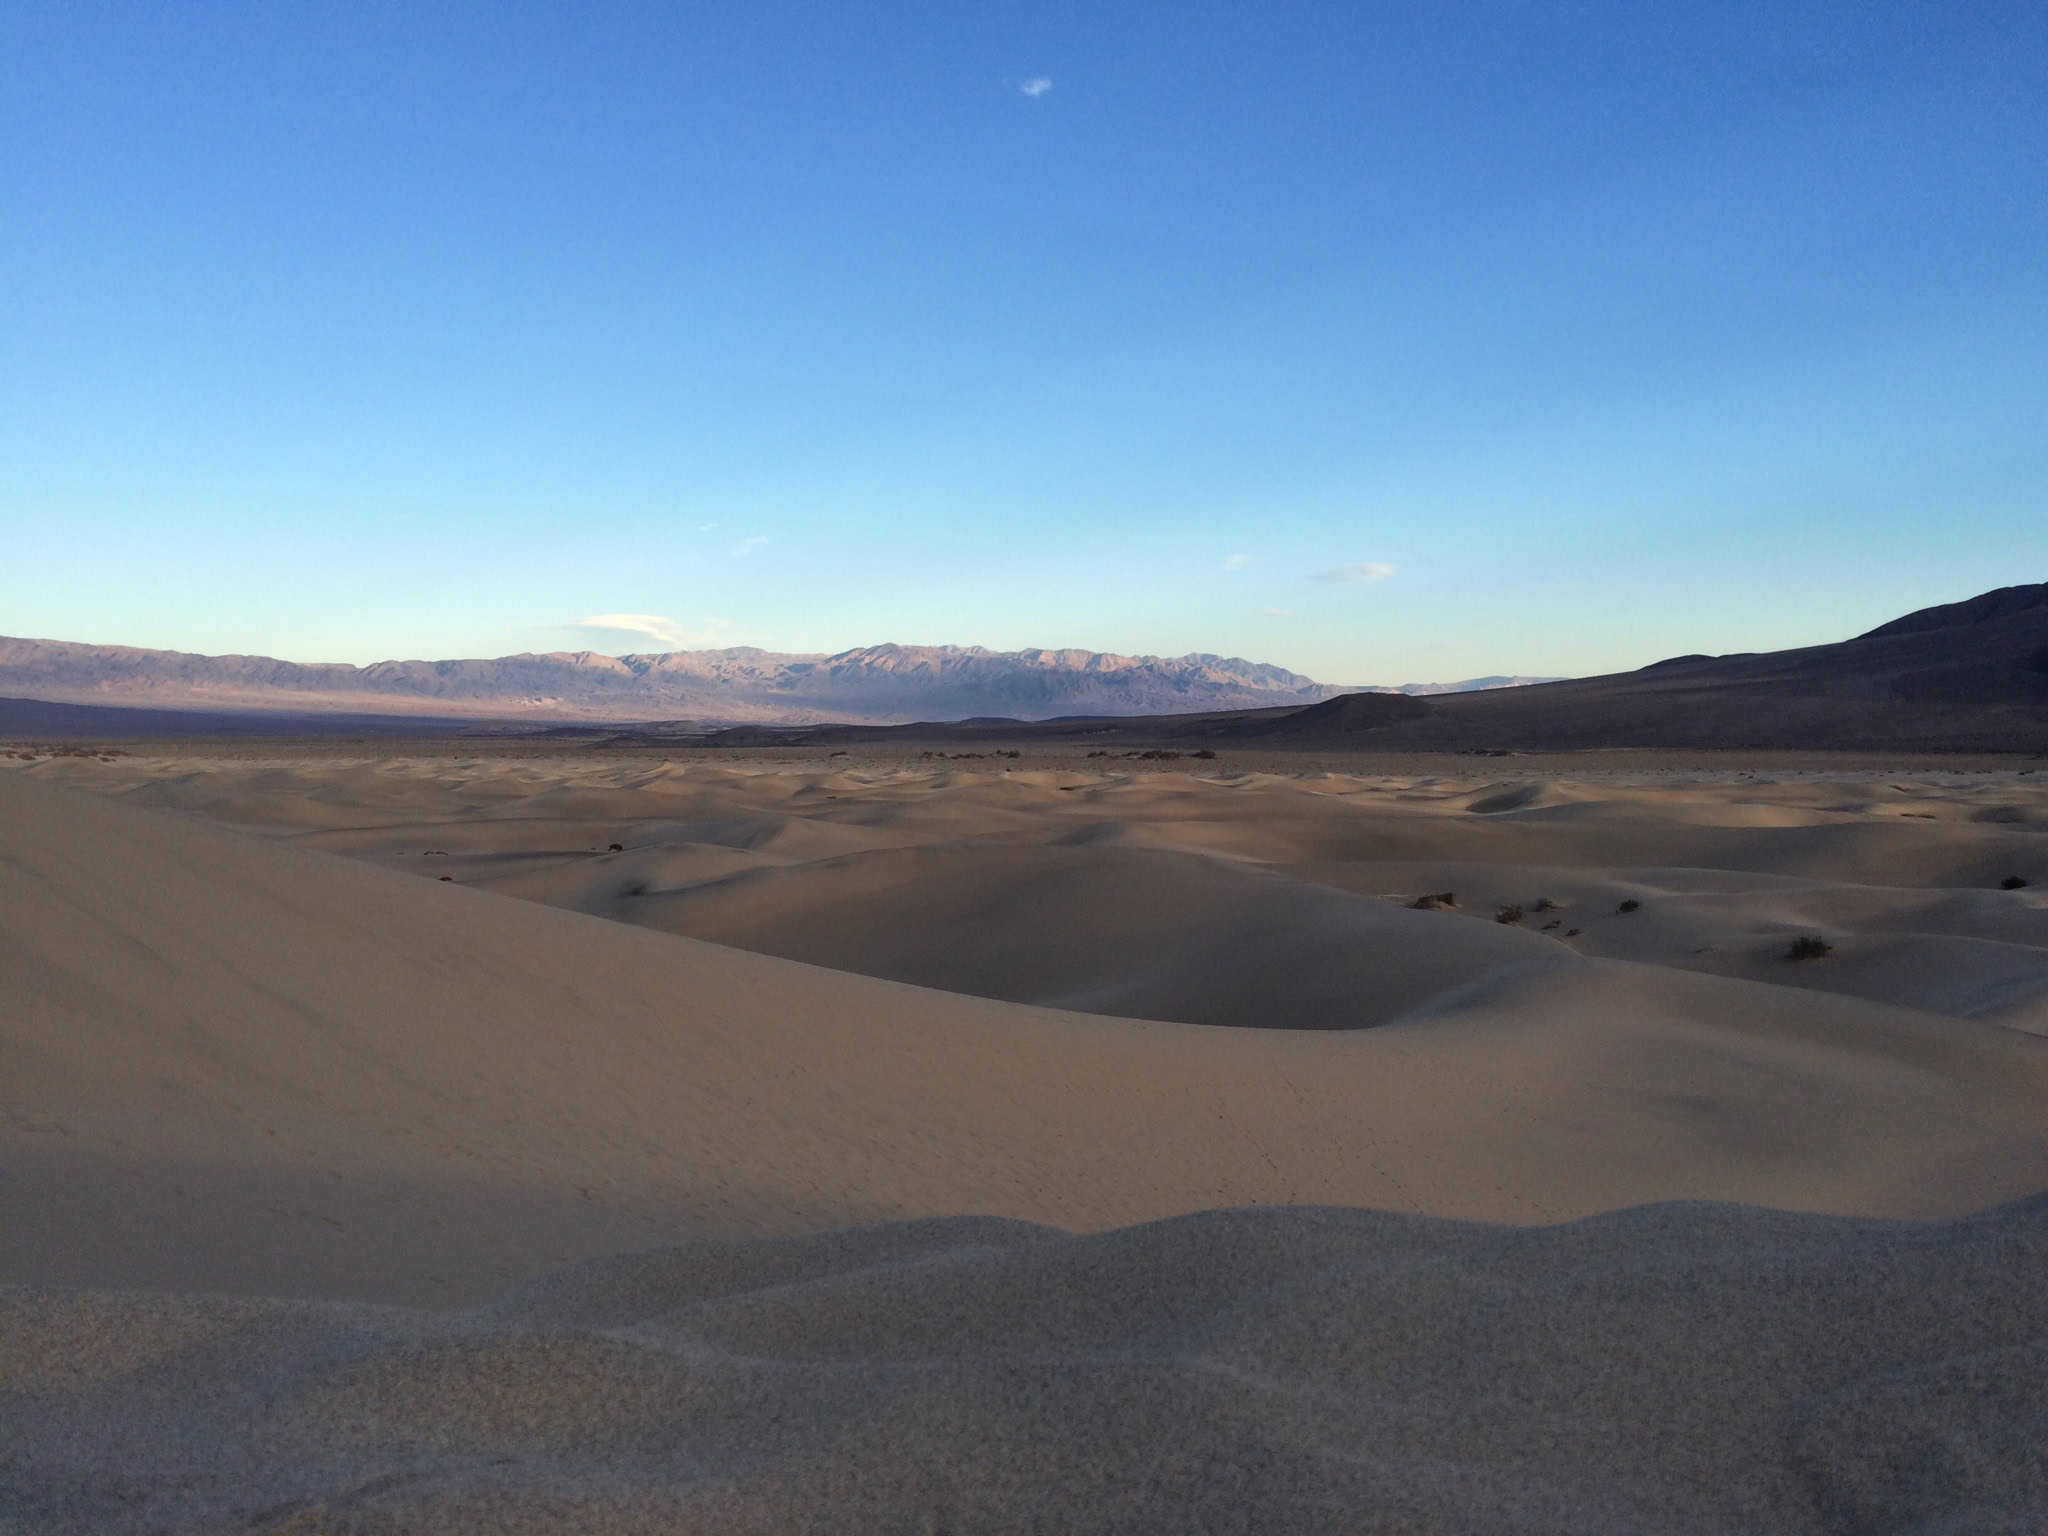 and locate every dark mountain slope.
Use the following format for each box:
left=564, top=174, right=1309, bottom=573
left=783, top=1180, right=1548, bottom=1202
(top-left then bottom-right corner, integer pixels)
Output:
left=1316, top=583, right=2048, bottom=752
left=1860, top=582, right=2048, bottom=640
